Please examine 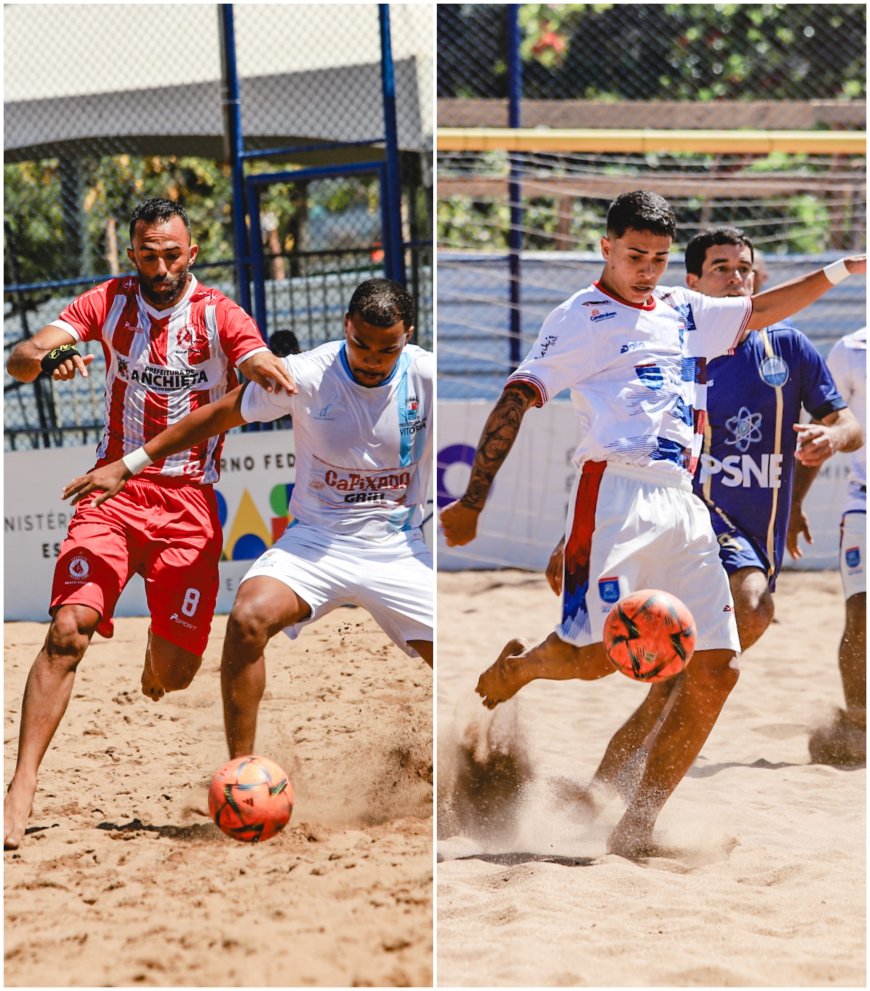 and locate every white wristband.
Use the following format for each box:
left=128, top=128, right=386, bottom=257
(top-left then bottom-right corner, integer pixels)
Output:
left=823, top=259, right=850, bottom=286
left=121, top=447, right=153, bottom=475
